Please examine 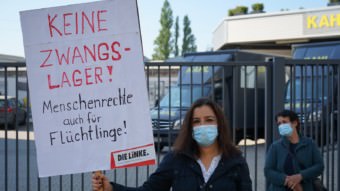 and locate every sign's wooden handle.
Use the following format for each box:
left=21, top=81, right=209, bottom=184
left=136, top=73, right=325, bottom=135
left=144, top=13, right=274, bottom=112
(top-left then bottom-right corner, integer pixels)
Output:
left=95, top=171, right=104, bottom=191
